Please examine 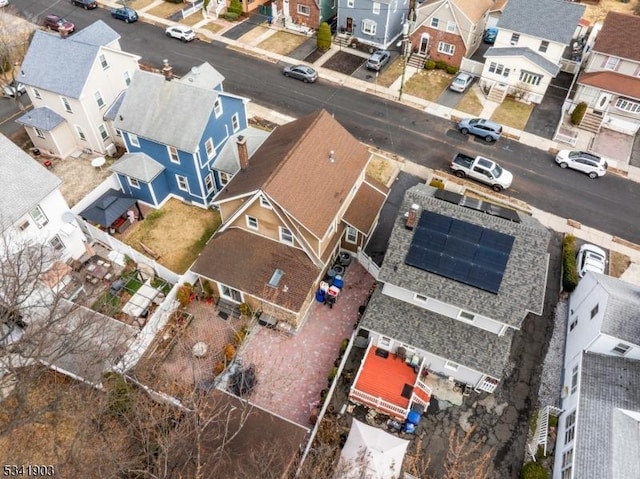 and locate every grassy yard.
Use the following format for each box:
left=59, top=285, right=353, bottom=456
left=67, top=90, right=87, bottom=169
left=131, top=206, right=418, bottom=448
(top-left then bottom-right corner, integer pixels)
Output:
left=147, top=1, right=186, bottom=18
left=124, top=199, right=221, bottom=274
left=238, top=25, right=270, bottom=44
left=200, top=22, right=224, bottom=34
left=403, top=70, right=452, bottom=102
left=456, top=90, right=484, bottom=117
left=491, top=96, right=534, bottom=130
left=128, top=0, right=154, bottom=10
left=180, top=13, right=205, bottom=27
left=376, top=58, right=404, bottom=88
left=258, top=31, right=309, bottom=55
left=366, top=155, right=396, bottom=185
